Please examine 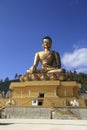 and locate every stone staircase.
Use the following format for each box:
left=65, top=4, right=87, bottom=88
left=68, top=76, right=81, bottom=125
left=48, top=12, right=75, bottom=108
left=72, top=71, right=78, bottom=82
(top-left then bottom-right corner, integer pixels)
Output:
left=51, top=108, right=80, bottom=119
left=45, top=98, right=81, bottom=119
